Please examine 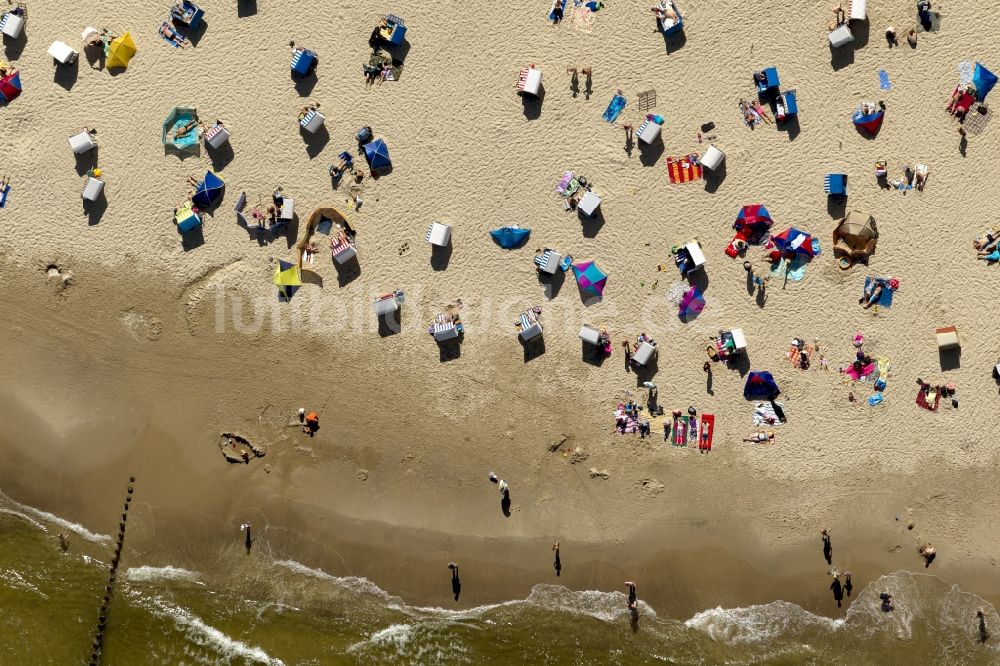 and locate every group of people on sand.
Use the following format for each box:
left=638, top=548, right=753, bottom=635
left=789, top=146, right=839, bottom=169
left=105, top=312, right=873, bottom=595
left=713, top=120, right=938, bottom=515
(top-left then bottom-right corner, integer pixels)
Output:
left=738, top=97, right=771, bottom=126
